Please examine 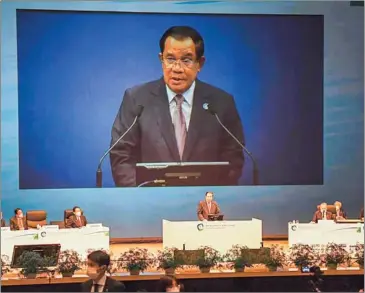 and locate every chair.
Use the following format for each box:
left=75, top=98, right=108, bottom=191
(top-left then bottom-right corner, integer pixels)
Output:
left=64, top=209, right=74, bottom=225
left=50, top=220, right=65, bottom=229
left=26, top=210, right=47, bottom=229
